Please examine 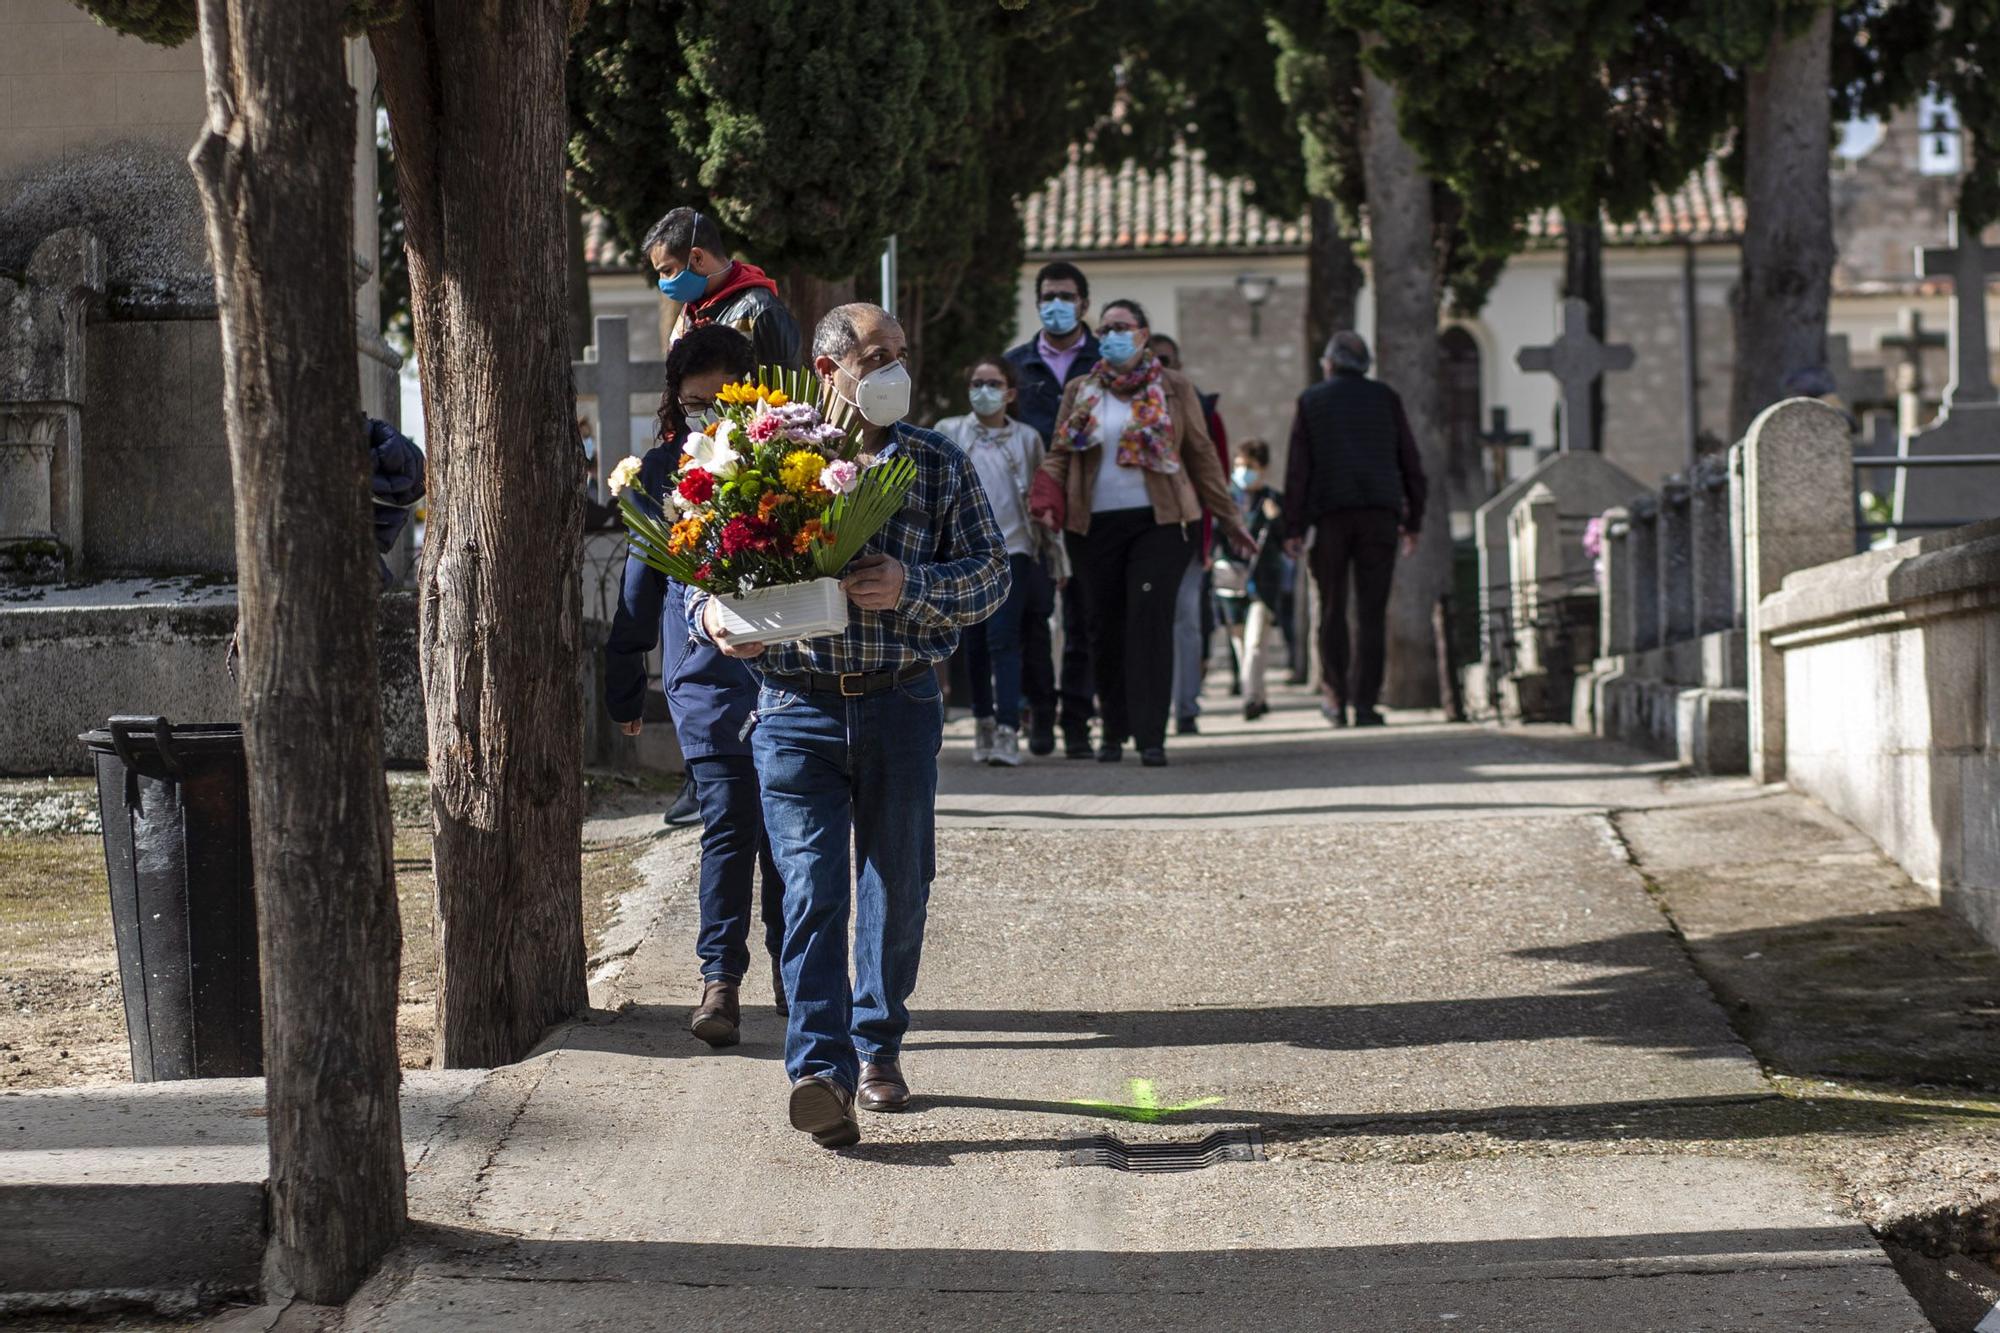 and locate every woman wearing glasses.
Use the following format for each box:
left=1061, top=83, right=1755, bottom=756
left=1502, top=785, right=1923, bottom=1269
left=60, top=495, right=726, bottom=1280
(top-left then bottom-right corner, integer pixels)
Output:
left=1029, top=300, right=1254, bottom=767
